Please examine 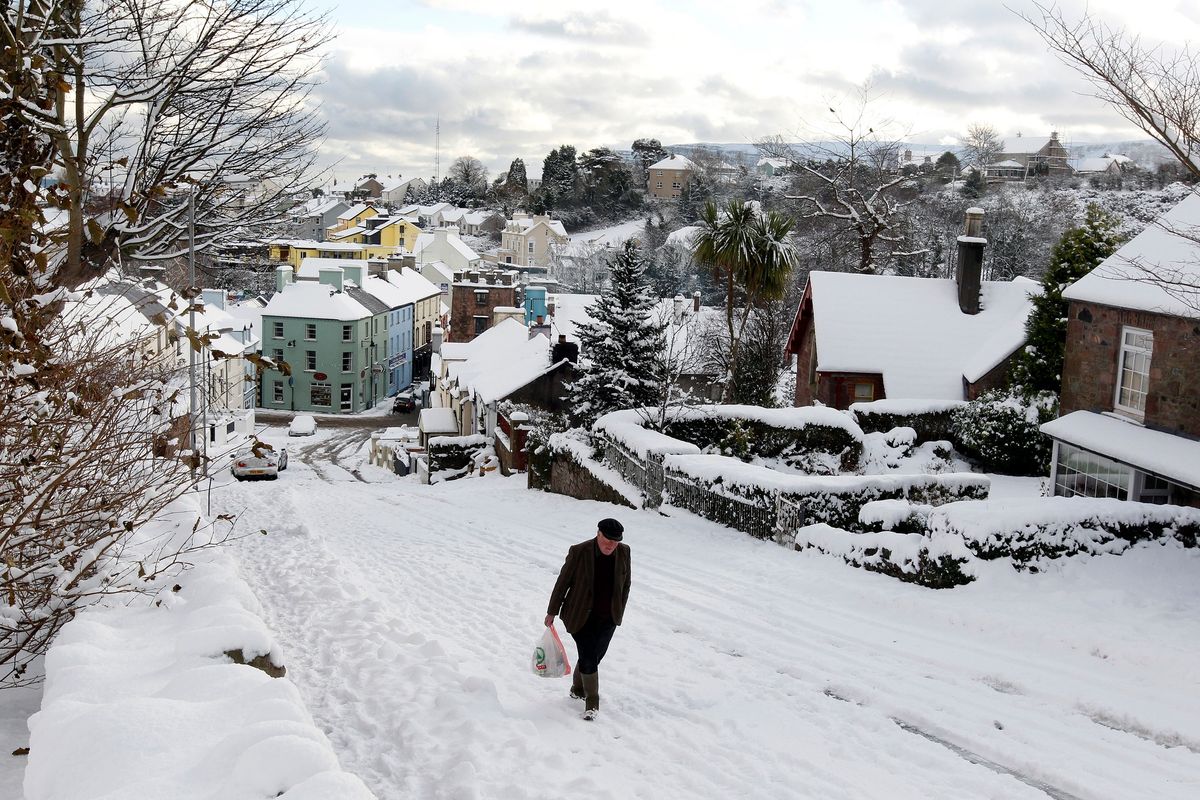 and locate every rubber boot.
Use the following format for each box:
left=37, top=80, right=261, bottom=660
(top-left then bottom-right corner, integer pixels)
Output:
left=569, top=668, right=585, bottom=700
left=581, top=671, right=599, bottom=720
